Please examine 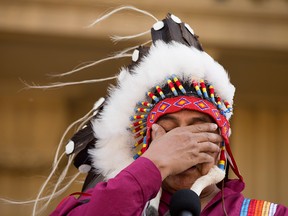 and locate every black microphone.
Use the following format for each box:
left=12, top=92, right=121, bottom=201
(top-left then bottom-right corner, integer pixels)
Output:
left=169, top=189, right=201, bottom=216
